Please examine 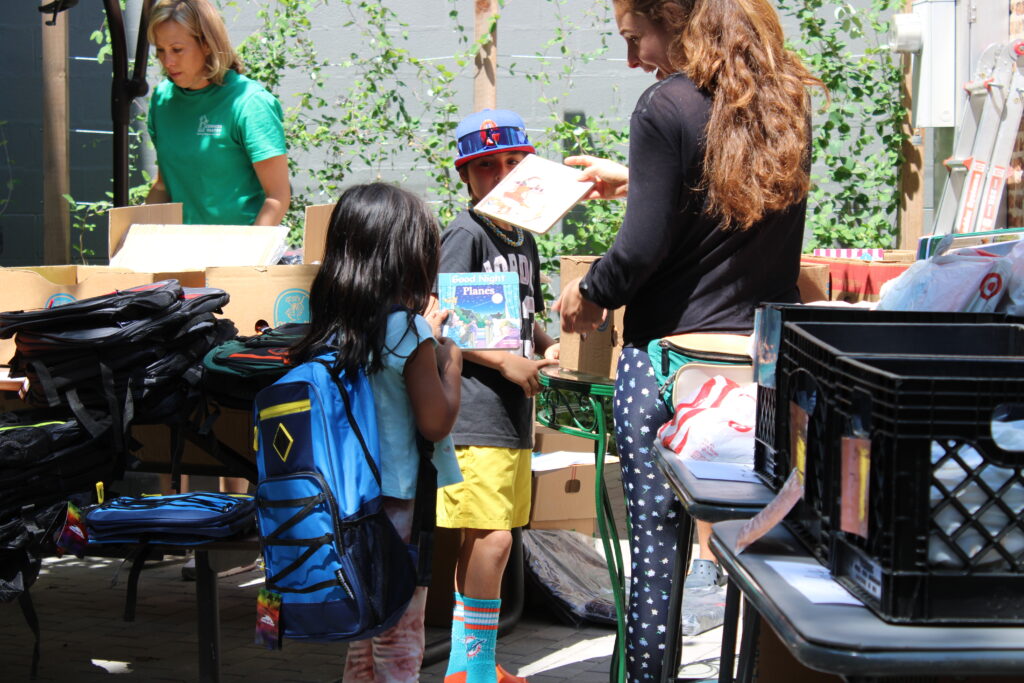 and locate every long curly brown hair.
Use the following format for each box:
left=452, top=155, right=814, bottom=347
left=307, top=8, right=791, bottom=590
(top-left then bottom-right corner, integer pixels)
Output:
left=618, top=0, right=825, bottom=230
